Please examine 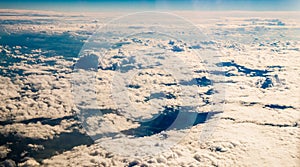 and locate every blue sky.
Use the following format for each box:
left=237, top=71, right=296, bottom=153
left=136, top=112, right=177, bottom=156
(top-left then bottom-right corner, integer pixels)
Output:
left=0, top=0, right=299, bottom=11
